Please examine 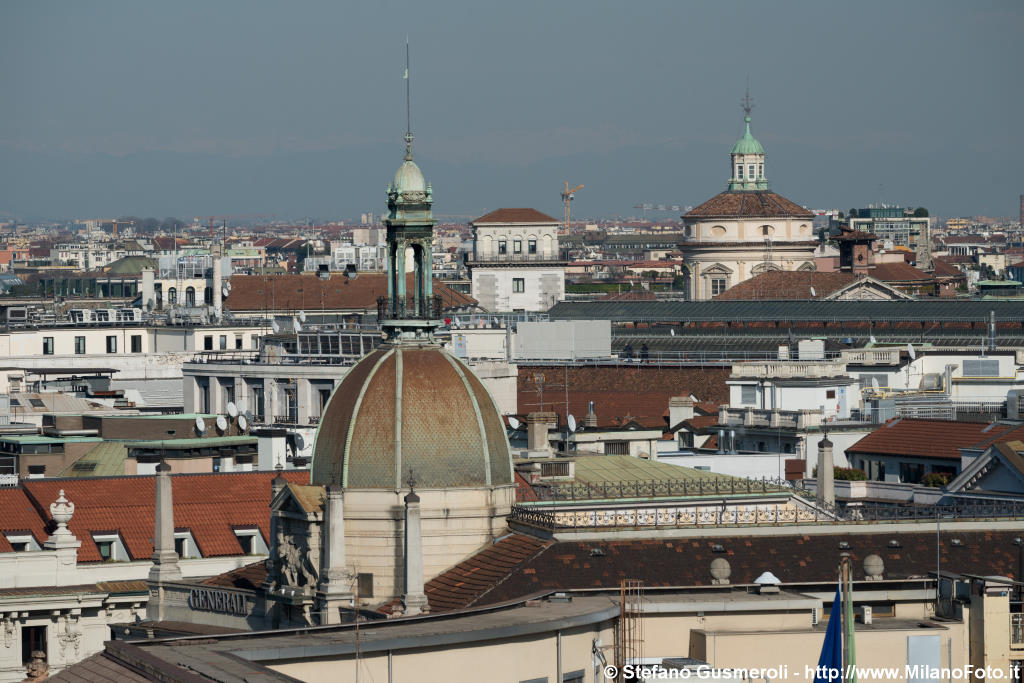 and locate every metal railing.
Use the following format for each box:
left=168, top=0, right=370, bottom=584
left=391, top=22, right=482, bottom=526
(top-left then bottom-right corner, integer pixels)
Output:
left=0, top=473, right=18, bottom=488
left=377, top=295, right=443, bottom=320
left=509, top=499, right=1024, bottom=531
left=530, top=477, right=791, bottom=502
